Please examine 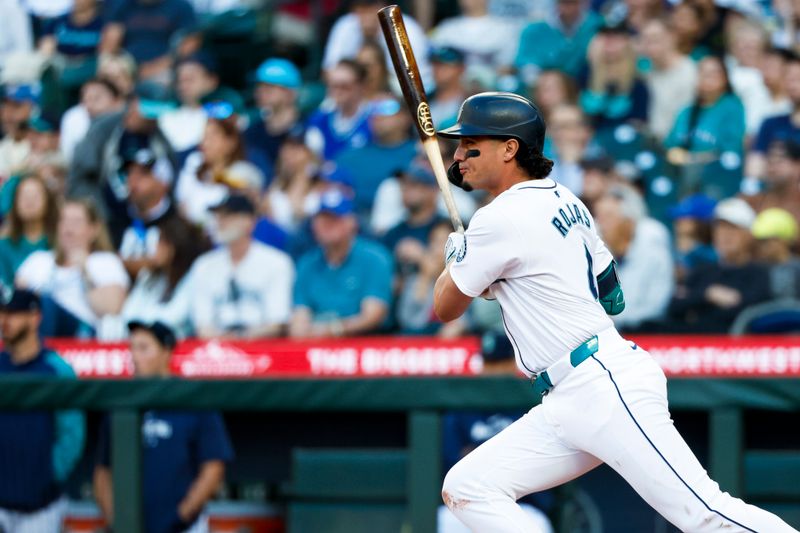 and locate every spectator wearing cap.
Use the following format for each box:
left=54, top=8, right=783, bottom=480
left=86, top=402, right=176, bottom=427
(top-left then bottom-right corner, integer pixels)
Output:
left=742, top=140, right=800, bottom=223
left=382, top=160, right=448, bottom=281
left=305, top=59, right=374, bottom=161
left=335, top=93, right=416, bottom=220
left=176, top=115, right=265, bottom=228
left=752, top=208, right=800, bottom=299
left=186, top=194, right=294, bottom=338
left=747, top=53, right=800, bottom=180
left=290, top=188, right=393, bottom=338
left=244, top=58, right=303, bottom=167
left=639, top=18, right=698, bottom=142
left=664, top=55, right=745, bottom=199
left=594, top=184, right=674, bottom=331
left=581, top=22, right=649, bottom=134
left=429, top=46, right=467, bottom=128
left=429, top=0, right=518, bottom=72
left=0, top=174, right=58, bottom=288
left=514, top=0, right=603, bottom=85
left=322, top=0, right=432, bottom=90
left=59, top=77, right=124, bottom=164
left=69, top=81, right=178, bottom=244
left=100, top=0, right=200, bottom=83
left=94, top=320, right=233, bottom=533
left=0, top=84, right=38, bottom=182
left=0, top=289, right=85, bottom=531
left=116, top=148, right=182, bottom=271
left=23, top=116, right=63, bottom=176
left=16, top=198, right=129, bottom=338
left=666, top=198, right=771, bottom=332
left=668, top=193, right=718, bottom=282
left=157, top=52, right=221, bottom=154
